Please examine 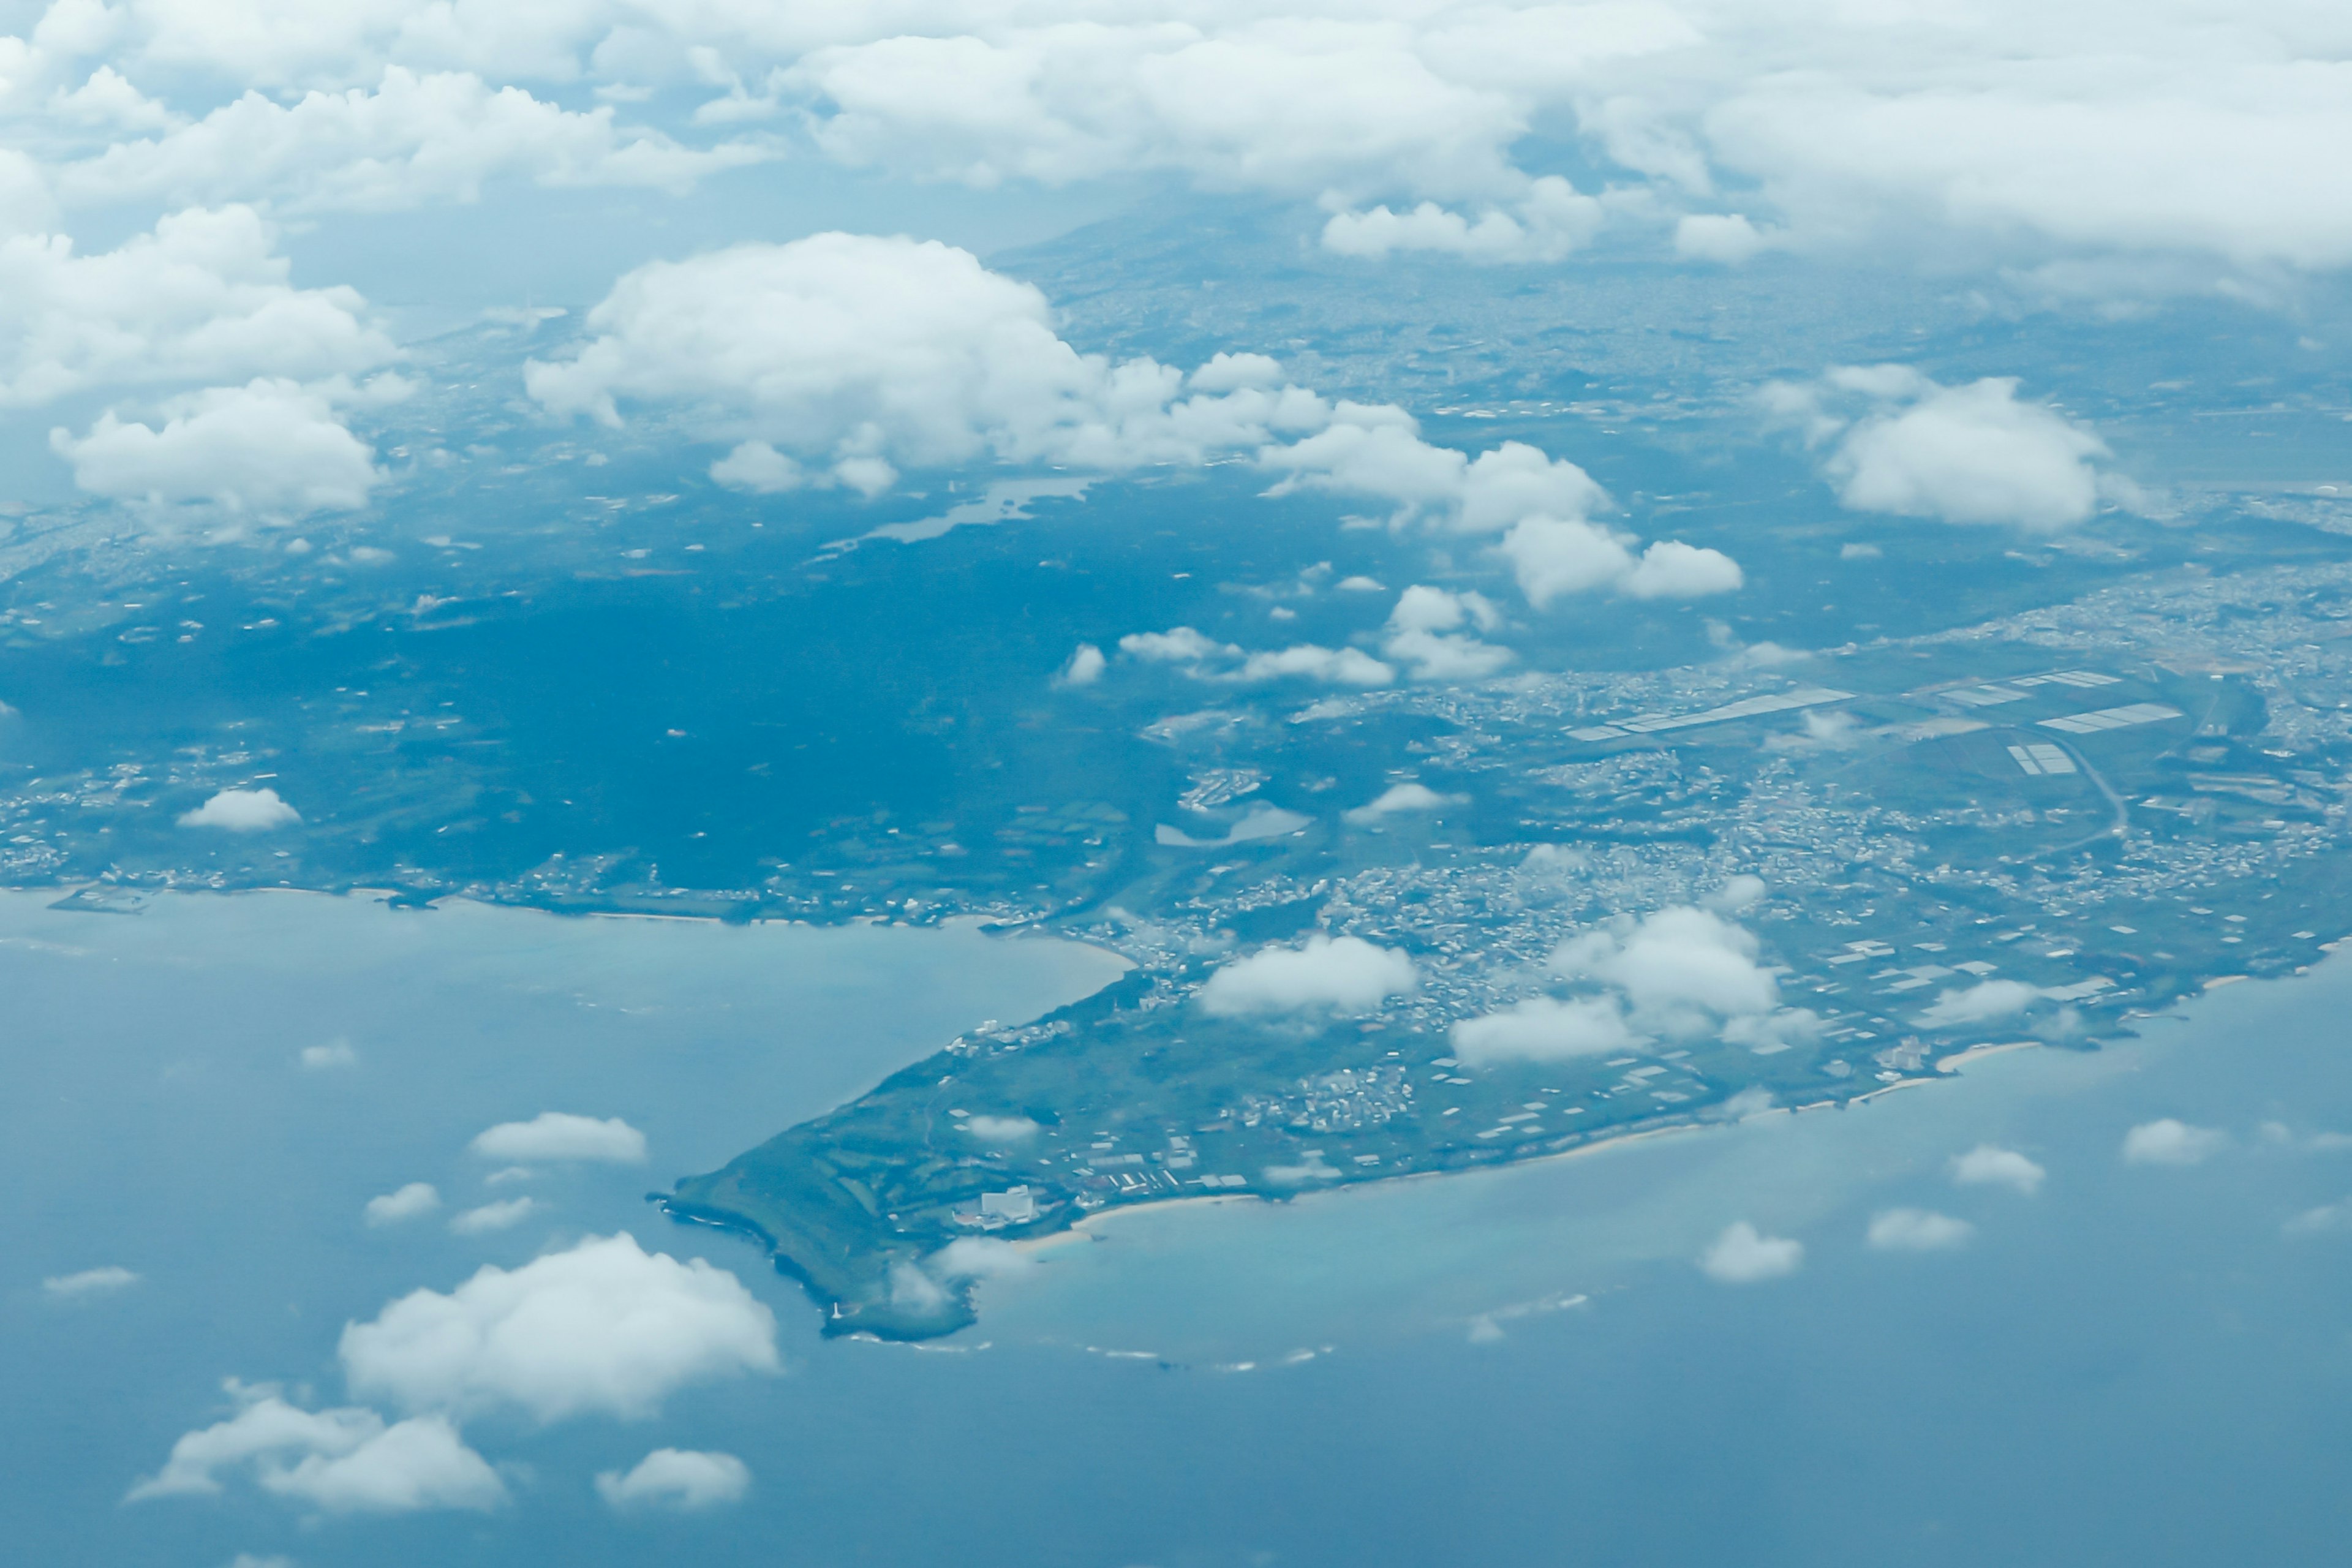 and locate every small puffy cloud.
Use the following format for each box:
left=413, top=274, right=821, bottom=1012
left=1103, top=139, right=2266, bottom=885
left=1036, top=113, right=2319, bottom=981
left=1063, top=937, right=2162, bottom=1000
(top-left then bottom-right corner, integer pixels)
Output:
left=1866, top=1208, right=1974, bottom=1251
left=53, top=378, right=382, bottom=515
left=340, top=1234, right=779, bottom=1423
left=1335, top=575, right=1386, bottom=592
left=130, top=1387, right=503, bottom=1514
left=928, top=1238, right=1035, bottom=1283
left=1950, top=1144, right=2045, bottom=1196
left=1232, top=644, right=1394, bottom=687
left=1056, top=643, right=1104, bottom=687
left=1917, top=979, right=2041, bottom=1030
left=178, top=787, right=301, bottom=831
left=1119, top=627, right=1234, bottom=666
left=2122, top=1118, right=2227, bottom=1167
left=1343, top=782, right=1464, bottom=824
left=364, top=1183, right=440, bottom=1227
left=1495, top=515, right=1634, bottom=607
left=1198, top=934, right=1417, bottom=1018
left=43, top=1265, right=140, bottom=1299
left=595, top=1449, right=750, bottom=1512
left=1620, top=539, right=1744, bottom=599
left=1771, top=368, right=2119, bottom=532
left=300, top=1038, right=357, bottom=1069
left=1553, top=905, right=1778, bottom=1035
left=0, top=206, right=394, bottom=409
left=59, top=69, right=768, bottom=215
left=1189, top=352, right=1283, bottom=393
left=1699, top=1221, right=1803, bottom=1283
left=1703, top=875, right=1768, bottom=914
left=447, top=1197, right=538, bottom=1235
left=469, top=1112, right=646, bottom=1164
left=960, top=1115, right=1038, bottom=1143
left=1382, top=584, right=1511, bottom=681
left=1321, top=177, right=1604, bottom=263
left=888, top=1261, right=948, bottom=1313
left=1451, top=995, right=1639, bottom=1065
left=1675, top=213, right=1771, bottom=264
